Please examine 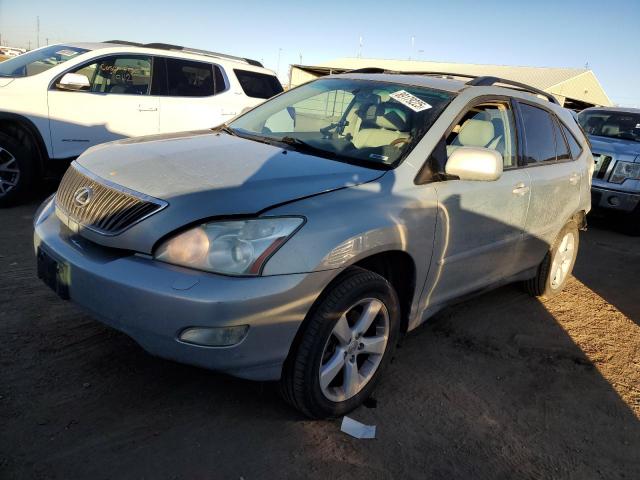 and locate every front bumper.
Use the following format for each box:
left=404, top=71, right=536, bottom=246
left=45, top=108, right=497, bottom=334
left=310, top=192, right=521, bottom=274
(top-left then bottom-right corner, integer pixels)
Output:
left=591, top=185, right=640, bottom=214
left=33, top=201, right=336, bottom=380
